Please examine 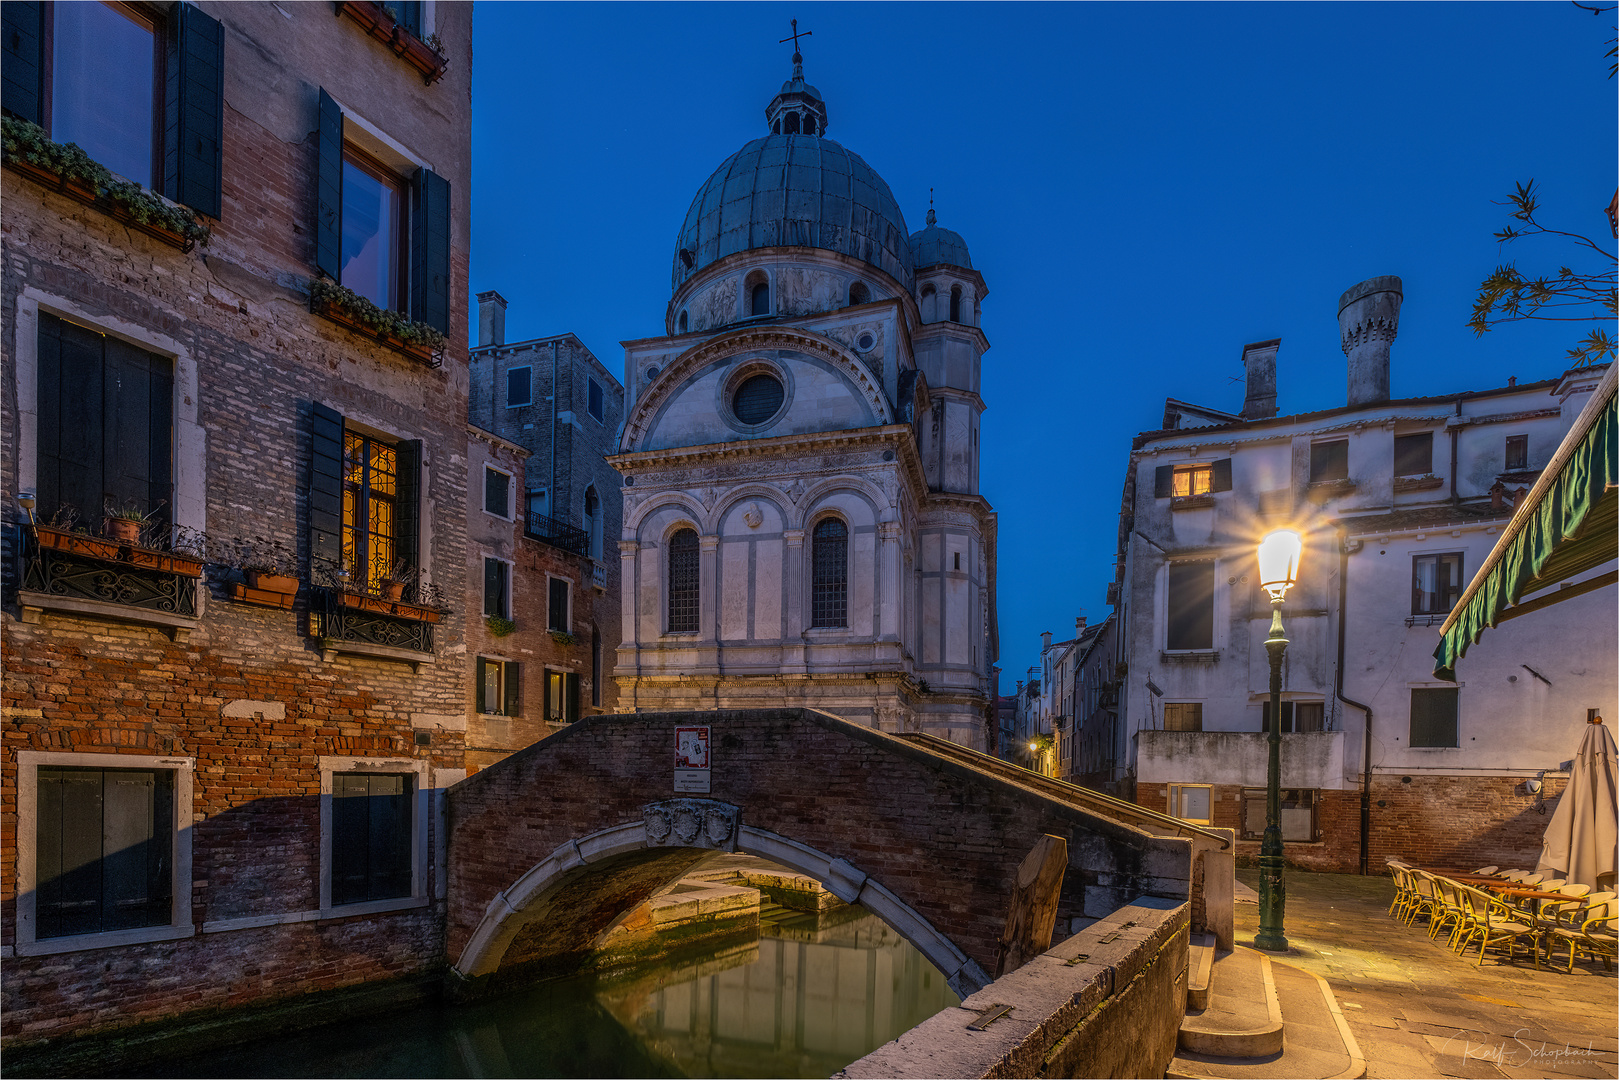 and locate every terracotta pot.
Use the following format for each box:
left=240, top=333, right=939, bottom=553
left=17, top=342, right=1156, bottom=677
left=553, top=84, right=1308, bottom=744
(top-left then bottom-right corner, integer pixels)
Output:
left=383, top=581, right=406, bottom=602
left=105, top=518, right=141, bottom=544
left=248, top=571, right=298, bottom=593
